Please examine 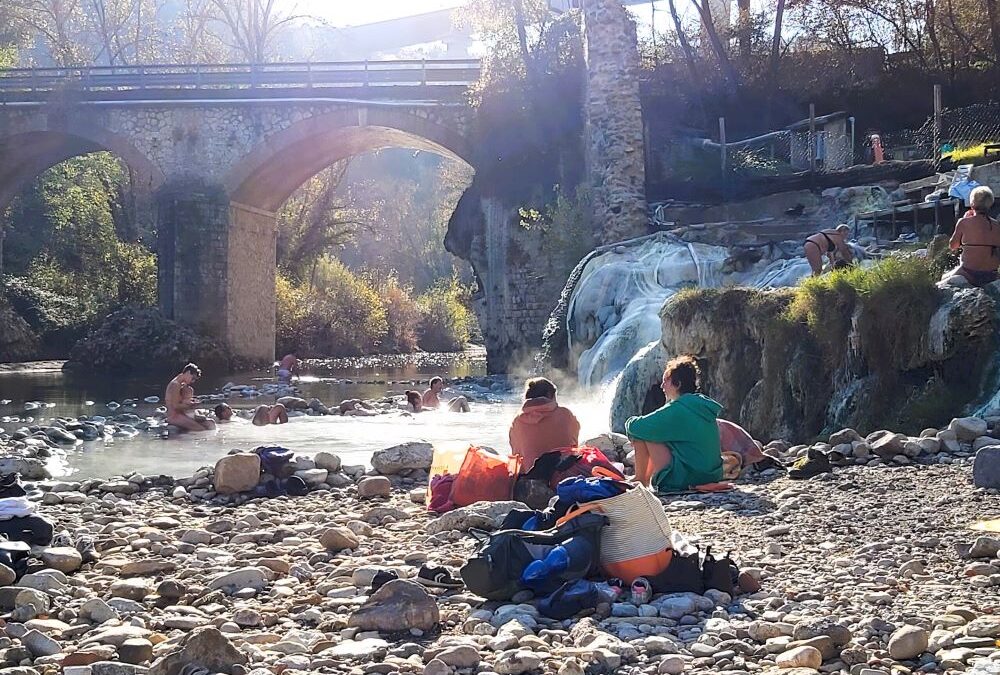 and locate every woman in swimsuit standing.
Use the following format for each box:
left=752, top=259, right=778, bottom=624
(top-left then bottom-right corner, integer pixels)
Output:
left=804, top=224, right=854, bottom=276
left=948, top=186, right=1000, bottom=287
